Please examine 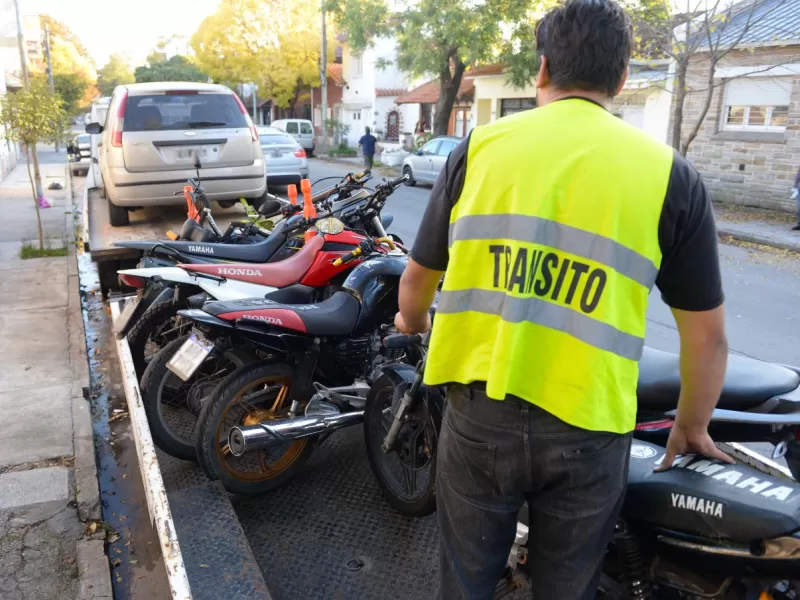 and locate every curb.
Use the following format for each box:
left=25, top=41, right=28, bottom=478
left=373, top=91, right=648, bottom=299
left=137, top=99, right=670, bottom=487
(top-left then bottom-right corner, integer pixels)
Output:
left=717, top=227, right=800, bottom=254
left=66, top=160, right=114, bottom=600
left=110, top=300, right=192, bottom=599
left=314, top=156, right=400, bottom=177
